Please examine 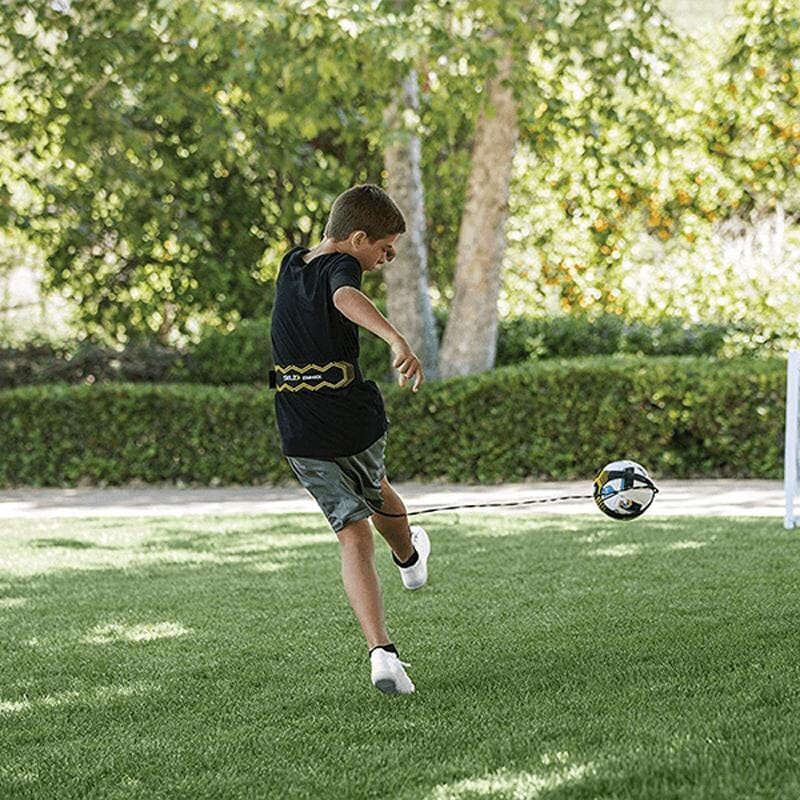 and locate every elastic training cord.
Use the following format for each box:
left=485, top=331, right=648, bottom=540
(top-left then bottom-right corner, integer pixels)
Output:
left=365, top=493, right=594, bottom=518
left=364, top=484, right=659, bottom=518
